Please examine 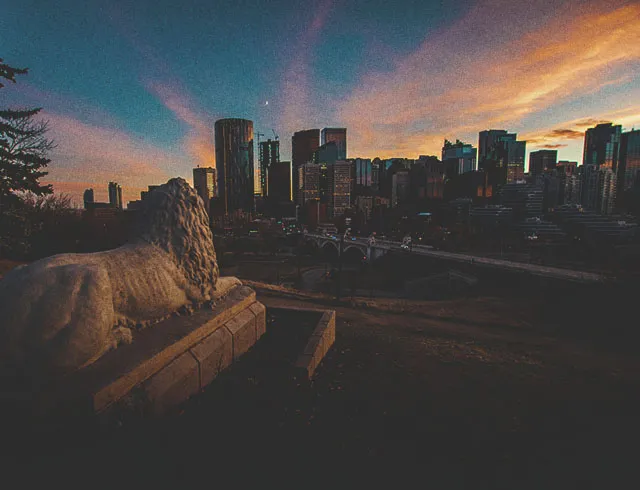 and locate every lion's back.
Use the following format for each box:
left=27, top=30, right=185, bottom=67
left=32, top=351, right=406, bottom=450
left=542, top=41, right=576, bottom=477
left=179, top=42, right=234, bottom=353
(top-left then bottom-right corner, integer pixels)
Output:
left=0, top=254, right=115, bottom=371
